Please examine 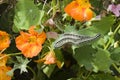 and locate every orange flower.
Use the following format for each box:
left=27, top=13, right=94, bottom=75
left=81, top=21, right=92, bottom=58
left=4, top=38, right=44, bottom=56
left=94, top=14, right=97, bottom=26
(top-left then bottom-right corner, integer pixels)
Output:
left=35, top=49, right=63, bottom=68
left=15, top=26, right=46, bottom=58
left=35, top=50, right=56, bottom=65
left=64, top=0, right=93, bottom=22
left=0, top=54, right=12, bottom=80
left=44, top=50, right=56, bottom=64
left=0, top=30, right=10, bottom=50
left=0, top=54, right=8, bottom=66
left=0, top=66, right=12, bottom=80
left=76, top=0, right=91, bottom=8
left=29, top=26, right=46, bottom=44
